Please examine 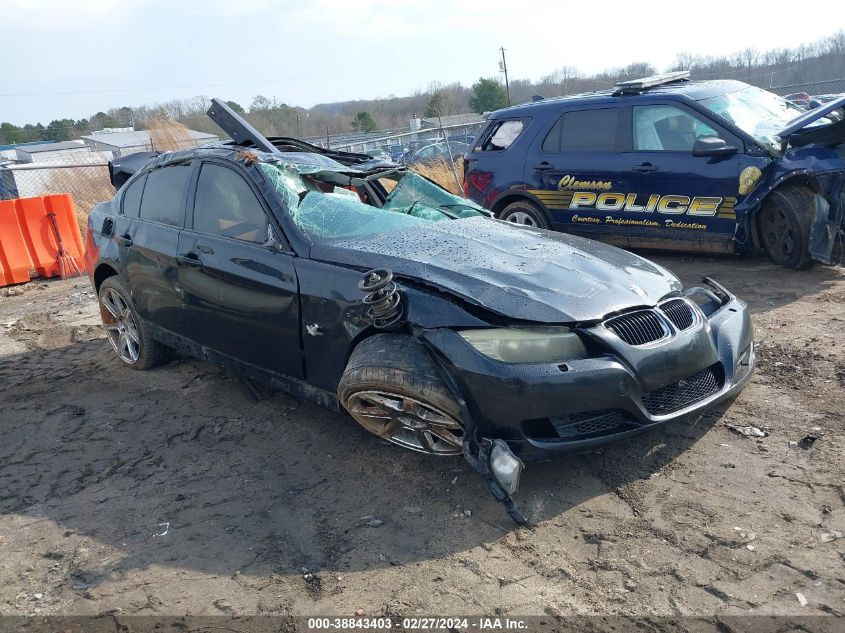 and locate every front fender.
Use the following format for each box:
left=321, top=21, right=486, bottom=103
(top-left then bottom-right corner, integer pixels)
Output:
left=742, top=147, right=845, bottom=263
